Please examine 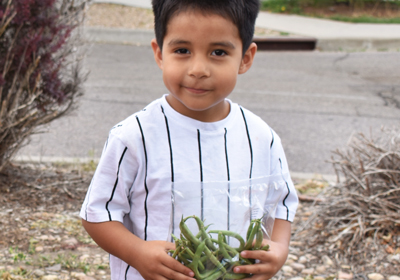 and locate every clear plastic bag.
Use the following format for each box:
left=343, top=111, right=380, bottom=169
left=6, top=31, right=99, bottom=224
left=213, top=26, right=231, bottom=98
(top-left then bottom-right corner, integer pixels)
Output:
left=168, top=174, right=289, bottom=280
